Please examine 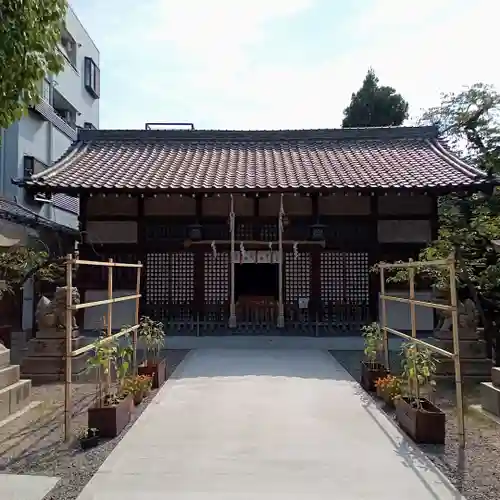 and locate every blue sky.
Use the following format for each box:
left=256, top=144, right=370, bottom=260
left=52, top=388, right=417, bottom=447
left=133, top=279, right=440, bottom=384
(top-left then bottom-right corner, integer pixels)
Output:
left=70, top=0, right=499, bottom=130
